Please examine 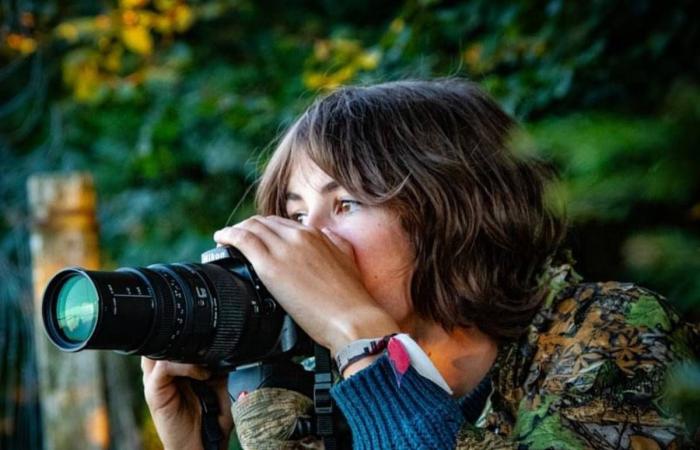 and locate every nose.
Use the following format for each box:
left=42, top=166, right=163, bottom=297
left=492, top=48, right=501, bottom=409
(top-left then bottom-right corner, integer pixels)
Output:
left=305, top=209, right=331, bottom=230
